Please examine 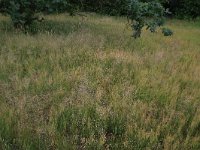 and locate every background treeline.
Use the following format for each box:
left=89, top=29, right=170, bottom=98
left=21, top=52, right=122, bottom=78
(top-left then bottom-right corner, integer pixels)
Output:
left=46, top=0, right=200, bottom=19
left=160, top=0, right=200, bottom=19
left=70, top=0, right=200, bottom=19
left=0, top=0, right=200, bottom=19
